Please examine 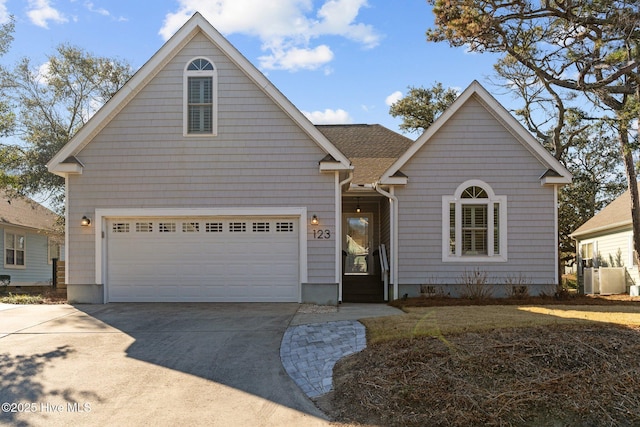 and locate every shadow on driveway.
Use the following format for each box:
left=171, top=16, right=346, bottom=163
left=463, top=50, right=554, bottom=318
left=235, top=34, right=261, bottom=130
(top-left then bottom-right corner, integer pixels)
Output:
left=0, top=303, right=330, bottom=426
